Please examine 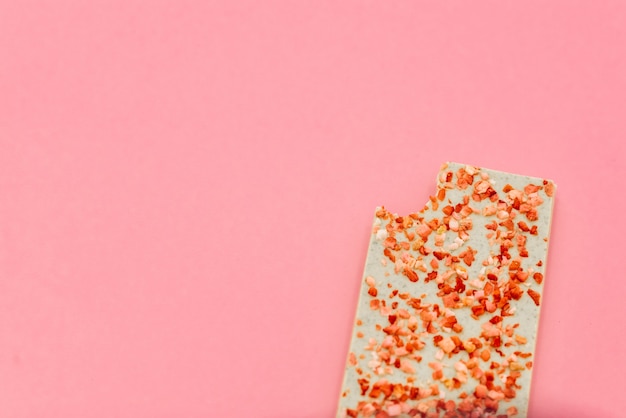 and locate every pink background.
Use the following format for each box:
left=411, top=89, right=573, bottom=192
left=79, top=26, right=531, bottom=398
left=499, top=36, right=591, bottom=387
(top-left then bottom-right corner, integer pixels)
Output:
left=1, top=1, right=625, bottom=417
